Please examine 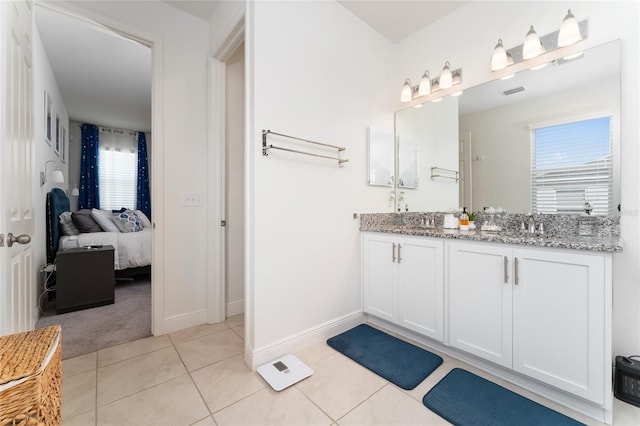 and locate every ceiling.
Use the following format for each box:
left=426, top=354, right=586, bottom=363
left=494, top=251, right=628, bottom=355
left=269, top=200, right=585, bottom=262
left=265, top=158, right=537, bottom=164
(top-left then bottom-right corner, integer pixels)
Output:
left=36, top=5, right=152, bottom=132
left=35, top=1, right=467, bottom=133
